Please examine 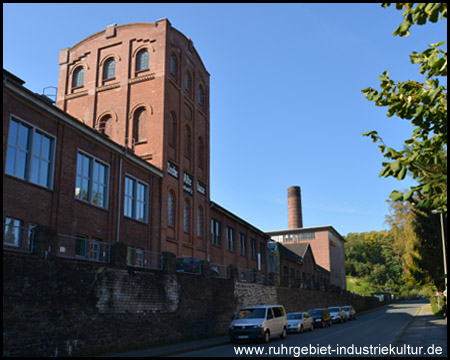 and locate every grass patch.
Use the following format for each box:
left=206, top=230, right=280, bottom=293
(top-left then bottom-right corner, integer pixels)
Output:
left=346, top=276, right=384, bottom=296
